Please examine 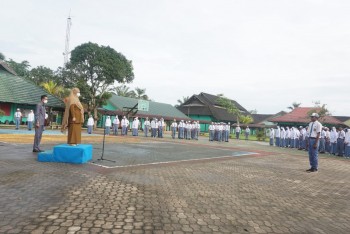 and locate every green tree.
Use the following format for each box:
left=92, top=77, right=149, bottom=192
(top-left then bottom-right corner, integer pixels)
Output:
left=0, top=52, right=5, bottom=60
left=134, top=87, right=149, bottom=100
left=113, top=84, right=136, bottom=98
left=67, top=42, right=134, bottom=127
left=308, top=101, right=331, bottom=120
left=6, top=59, right=31, bottom=77
left=28, top=66, right=58, bottom=85
left=217, top=96, right=242, bottom=124
left=239, top=115, right=253, bottom=124
left=287, top=102, right=301, bottom=111
left=175, top=96, right=190, bottom=107
left=40, top=80, right=67, bottom=99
